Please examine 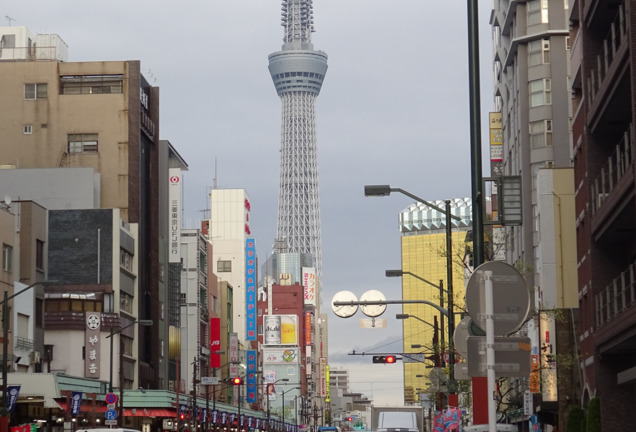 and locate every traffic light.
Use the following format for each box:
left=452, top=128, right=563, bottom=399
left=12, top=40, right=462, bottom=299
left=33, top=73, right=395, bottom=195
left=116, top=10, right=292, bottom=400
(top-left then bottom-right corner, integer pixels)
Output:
left=347, top=417, right=353, bottom=422
left=372, top=355, right=397, bottom=364
left=179, top=413, right=185, bottom=421
left=232, top=376, right=243, bottom=385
